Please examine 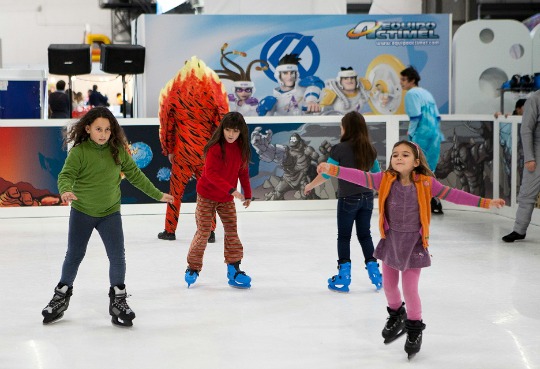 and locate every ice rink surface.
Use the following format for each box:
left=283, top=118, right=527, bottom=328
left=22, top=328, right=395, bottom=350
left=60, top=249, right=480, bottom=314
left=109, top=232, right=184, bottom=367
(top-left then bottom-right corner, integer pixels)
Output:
left=1, top=208, right=539, bottom=369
